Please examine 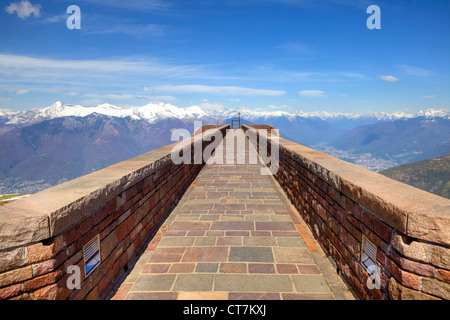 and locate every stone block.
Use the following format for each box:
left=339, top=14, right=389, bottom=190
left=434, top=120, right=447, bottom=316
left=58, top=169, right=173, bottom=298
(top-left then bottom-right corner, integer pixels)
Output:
left=431, top=245, right=450, bottom=270
left=391, top=231, right=431, bottom=263
left=0, top=247, right=27, bottom=272
left=421, top=277, right=450, bottom=300
left=388, top=277, right=439, bottom=300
